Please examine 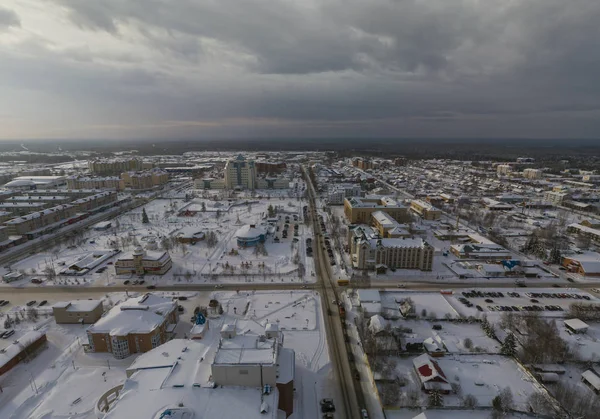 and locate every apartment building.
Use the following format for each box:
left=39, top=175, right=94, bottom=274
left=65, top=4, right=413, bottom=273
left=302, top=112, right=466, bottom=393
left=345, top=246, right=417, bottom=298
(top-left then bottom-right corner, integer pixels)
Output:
left=114, top=246, right=172, bottom=275
left=88, top=158, right=145, bottom=175
left=349, top=226, right=434, bottom=271
left=85, top=293, right=178, bottom=359
left=523, top=168, right=543, bottom=179
left=66, top=176, right=121, bottom=190
left=497, top=164, right=512, bottom=176
left=344, top=196, right=408, bottom=224
left=53, top=300, right=104, bottom=324
left=544, top=190, right=571, bottom=205
left=3, top=204, right=77, bottom=236
left=120, top=169, right=169, bottom=190
left=327, top=184, right=362, bottom=205
left=70, top=191, right=117, bottom=213
left=410, top=199, right=442, bottom=221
